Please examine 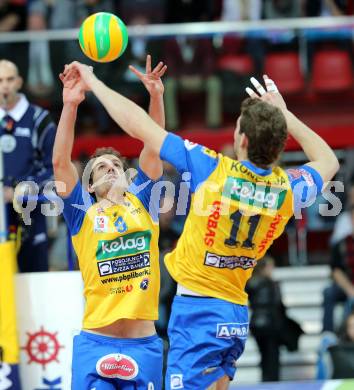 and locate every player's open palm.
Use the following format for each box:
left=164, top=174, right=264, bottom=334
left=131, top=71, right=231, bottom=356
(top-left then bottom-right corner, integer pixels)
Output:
left=60, top=69, right=86, bottom=106
left=129, top=54, right=167, bottom=97
left=246, top=75, right=287, bottom=112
